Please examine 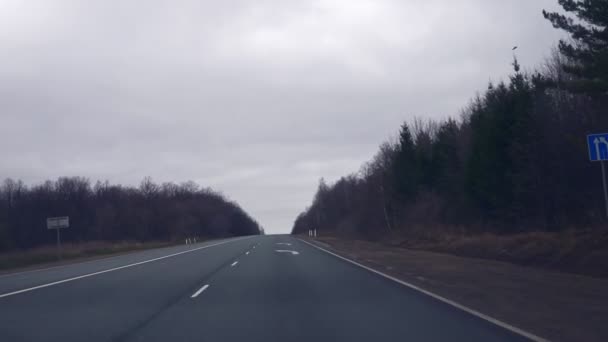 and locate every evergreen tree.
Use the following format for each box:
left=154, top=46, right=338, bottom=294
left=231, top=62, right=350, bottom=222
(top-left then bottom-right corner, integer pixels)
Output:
left=431, top=118, right=461, bottom=196
left=392, top=123, right=419, bottom=201
left=506, top=59, right=541, bottom=226
left=465, top=59, right=531, bottom=223
left=543, top=0, right=608, bottom=93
